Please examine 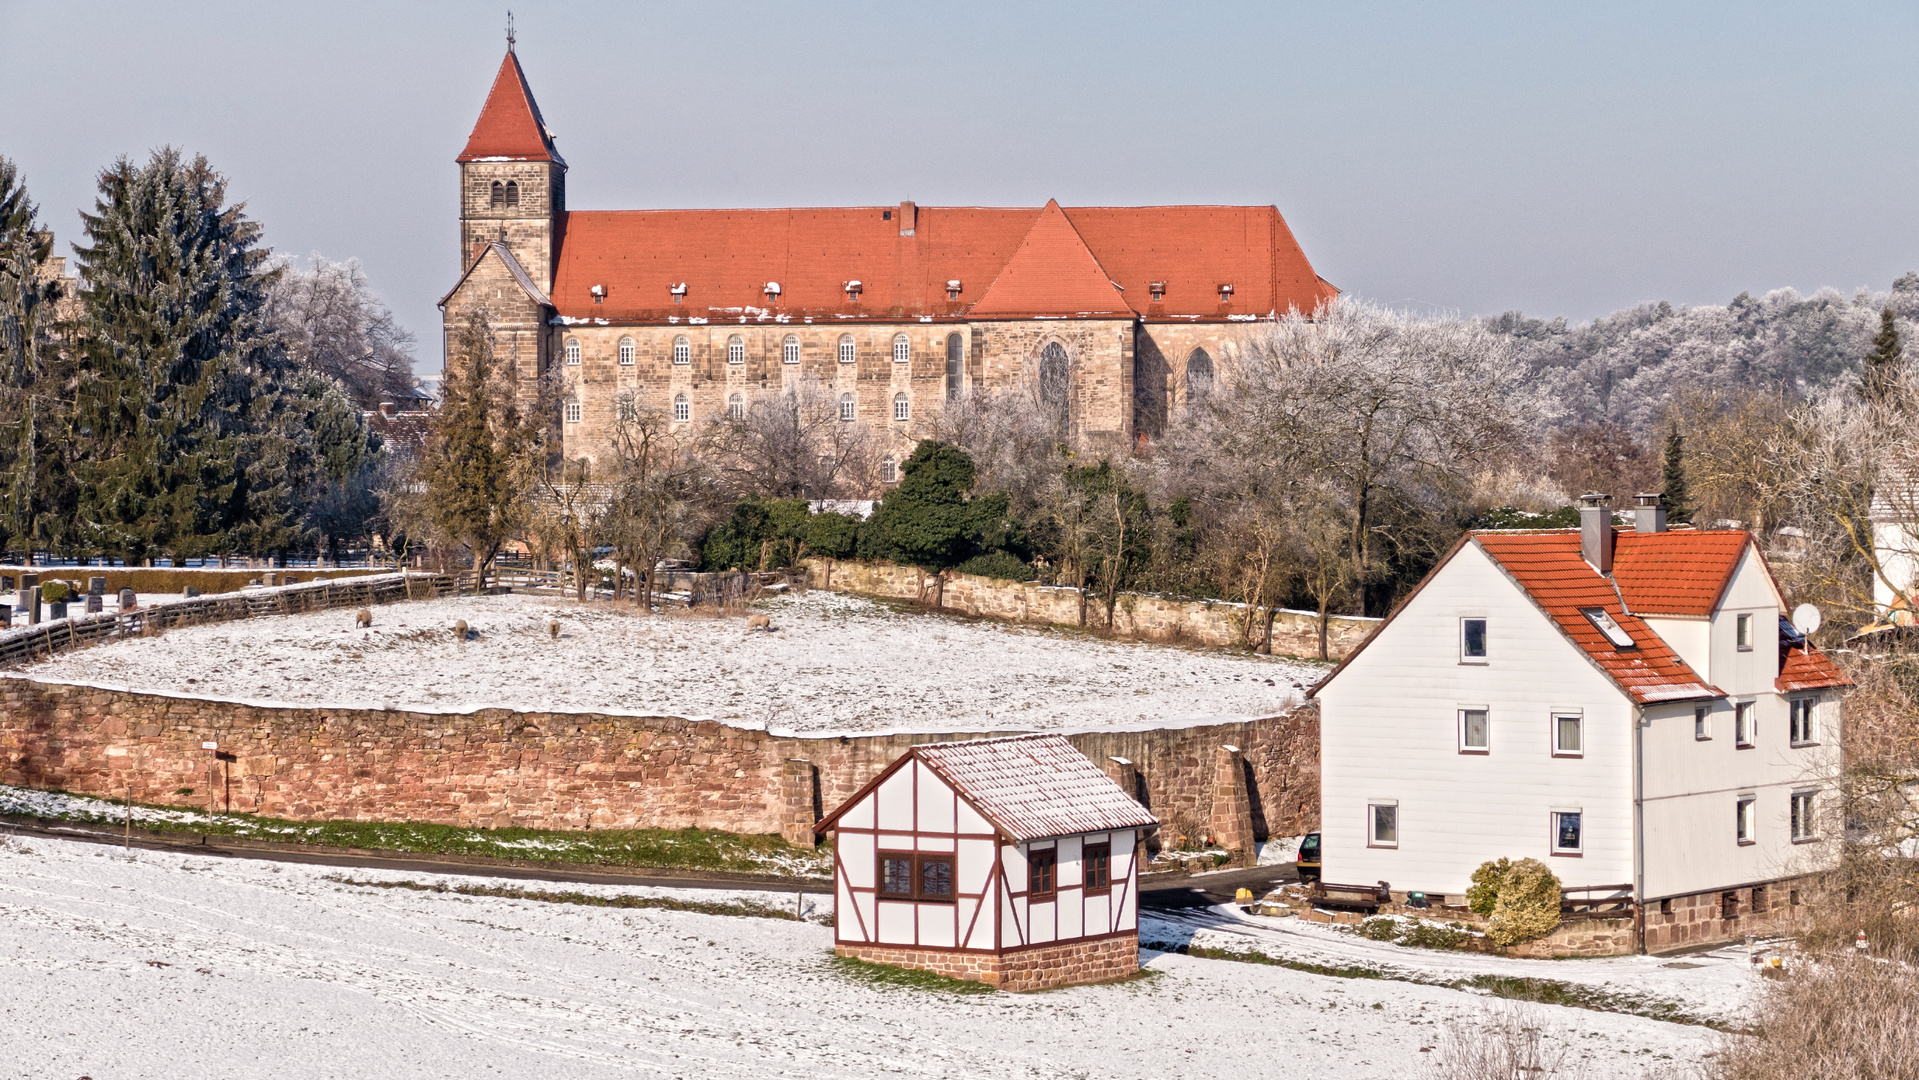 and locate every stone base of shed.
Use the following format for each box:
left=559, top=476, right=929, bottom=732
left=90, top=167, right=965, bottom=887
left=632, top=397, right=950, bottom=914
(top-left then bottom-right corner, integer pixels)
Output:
left=836, top=934, right=1139, bottom=992
left=1642, top=878, right=1813, bottom=954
